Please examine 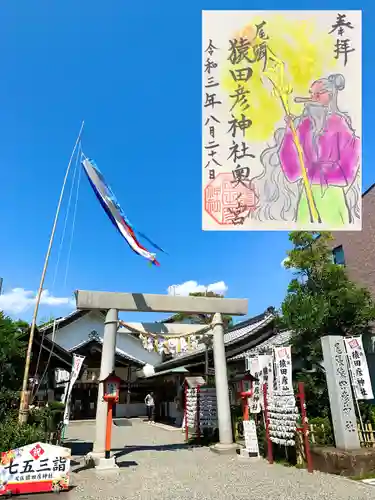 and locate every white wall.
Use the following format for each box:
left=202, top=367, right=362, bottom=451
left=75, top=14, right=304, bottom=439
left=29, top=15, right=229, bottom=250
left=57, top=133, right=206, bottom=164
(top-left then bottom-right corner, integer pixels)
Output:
left=117, top=331, right=160, bottom=366
left=115, top=402, right=184, bottom=422
left=116, top=403, right=147, bottom=418
left=48, top=311, right=161, bottom=367
left=161, top=402, right=184, bottom=426
left=48, top=311, right=105, bottom=350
